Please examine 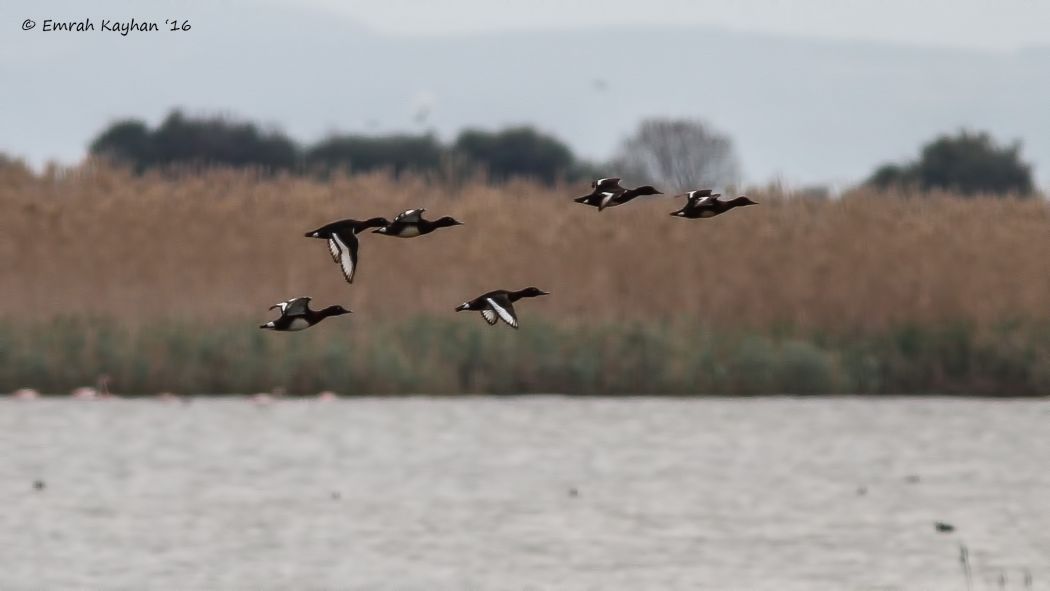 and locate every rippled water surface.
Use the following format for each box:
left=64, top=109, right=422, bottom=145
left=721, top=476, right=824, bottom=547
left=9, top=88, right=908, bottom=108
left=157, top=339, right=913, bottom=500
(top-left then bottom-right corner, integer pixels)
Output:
left=1, top=397, right=1047, bottom=590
